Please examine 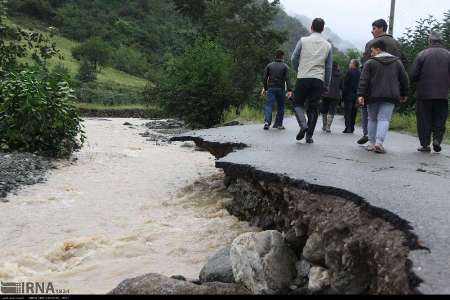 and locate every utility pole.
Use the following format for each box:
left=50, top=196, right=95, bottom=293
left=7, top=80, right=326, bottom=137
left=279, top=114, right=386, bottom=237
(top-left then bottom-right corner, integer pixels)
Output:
left=389, top=0, right=396, bottom=35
